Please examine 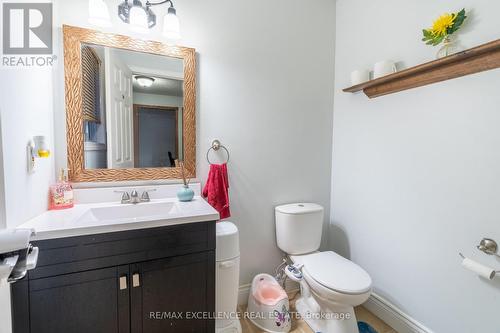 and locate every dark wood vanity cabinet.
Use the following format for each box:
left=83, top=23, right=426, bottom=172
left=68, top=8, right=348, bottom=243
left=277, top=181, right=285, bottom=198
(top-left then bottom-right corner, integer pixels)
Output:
left=11, top=221, right=216, bottom=333
left=15, top=266, right=130, bottom=333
